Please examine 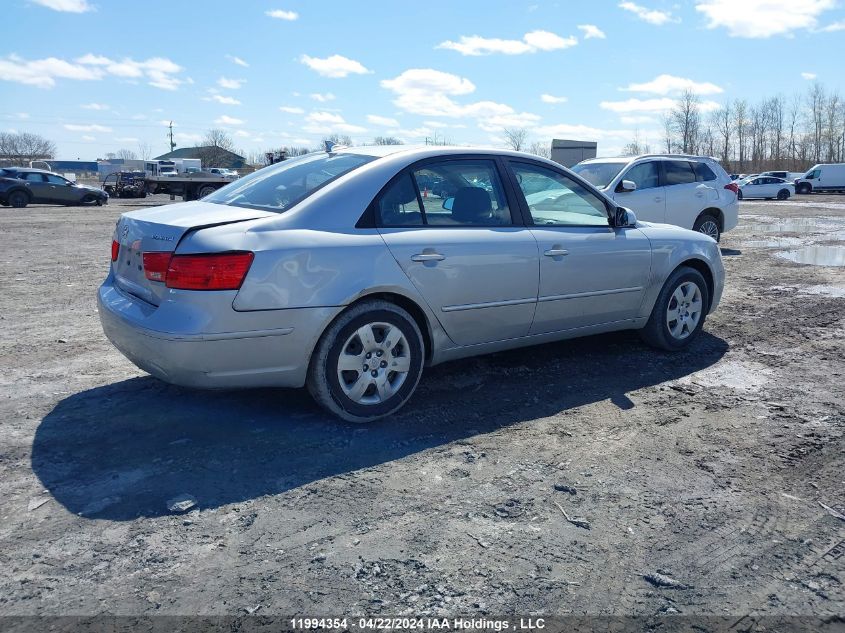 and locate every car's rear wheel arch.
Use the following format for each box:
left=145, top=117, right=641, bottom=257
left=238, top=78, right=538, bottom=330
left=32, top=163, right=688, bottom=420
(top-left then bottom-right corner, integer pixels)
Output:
left=354, top=292, right=432, bottom=363
left=677, top=258, right=714, bottom=312
left=697, top=207, right=723, bottom=231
